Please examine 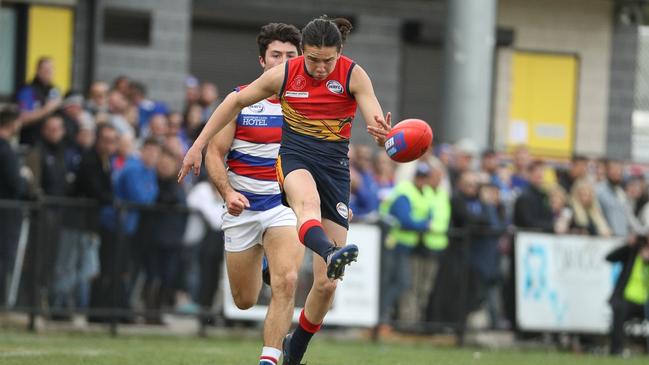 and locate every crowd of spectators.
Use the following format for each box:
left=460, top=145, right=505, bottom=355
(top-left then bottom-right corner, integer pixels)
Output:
left=0, top=57, right=225, bottom=324
left=357, top=138, right=649, bottom=353
left=0, top=57, right=647, bottom=354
